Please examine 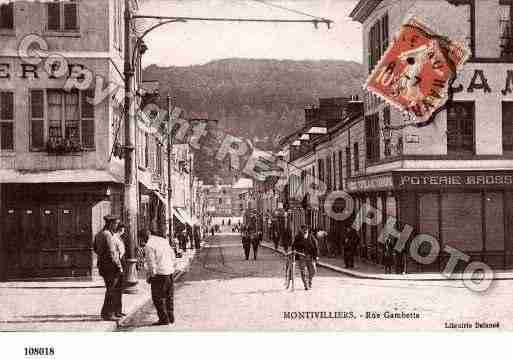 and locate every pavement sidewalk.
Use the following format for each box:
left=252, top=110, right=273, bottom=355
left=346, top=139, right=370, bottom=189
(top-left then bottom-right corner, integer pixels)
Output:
left=0, top=248, right=198, bottom=331
left=261, top=241, right=513, bottom=281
